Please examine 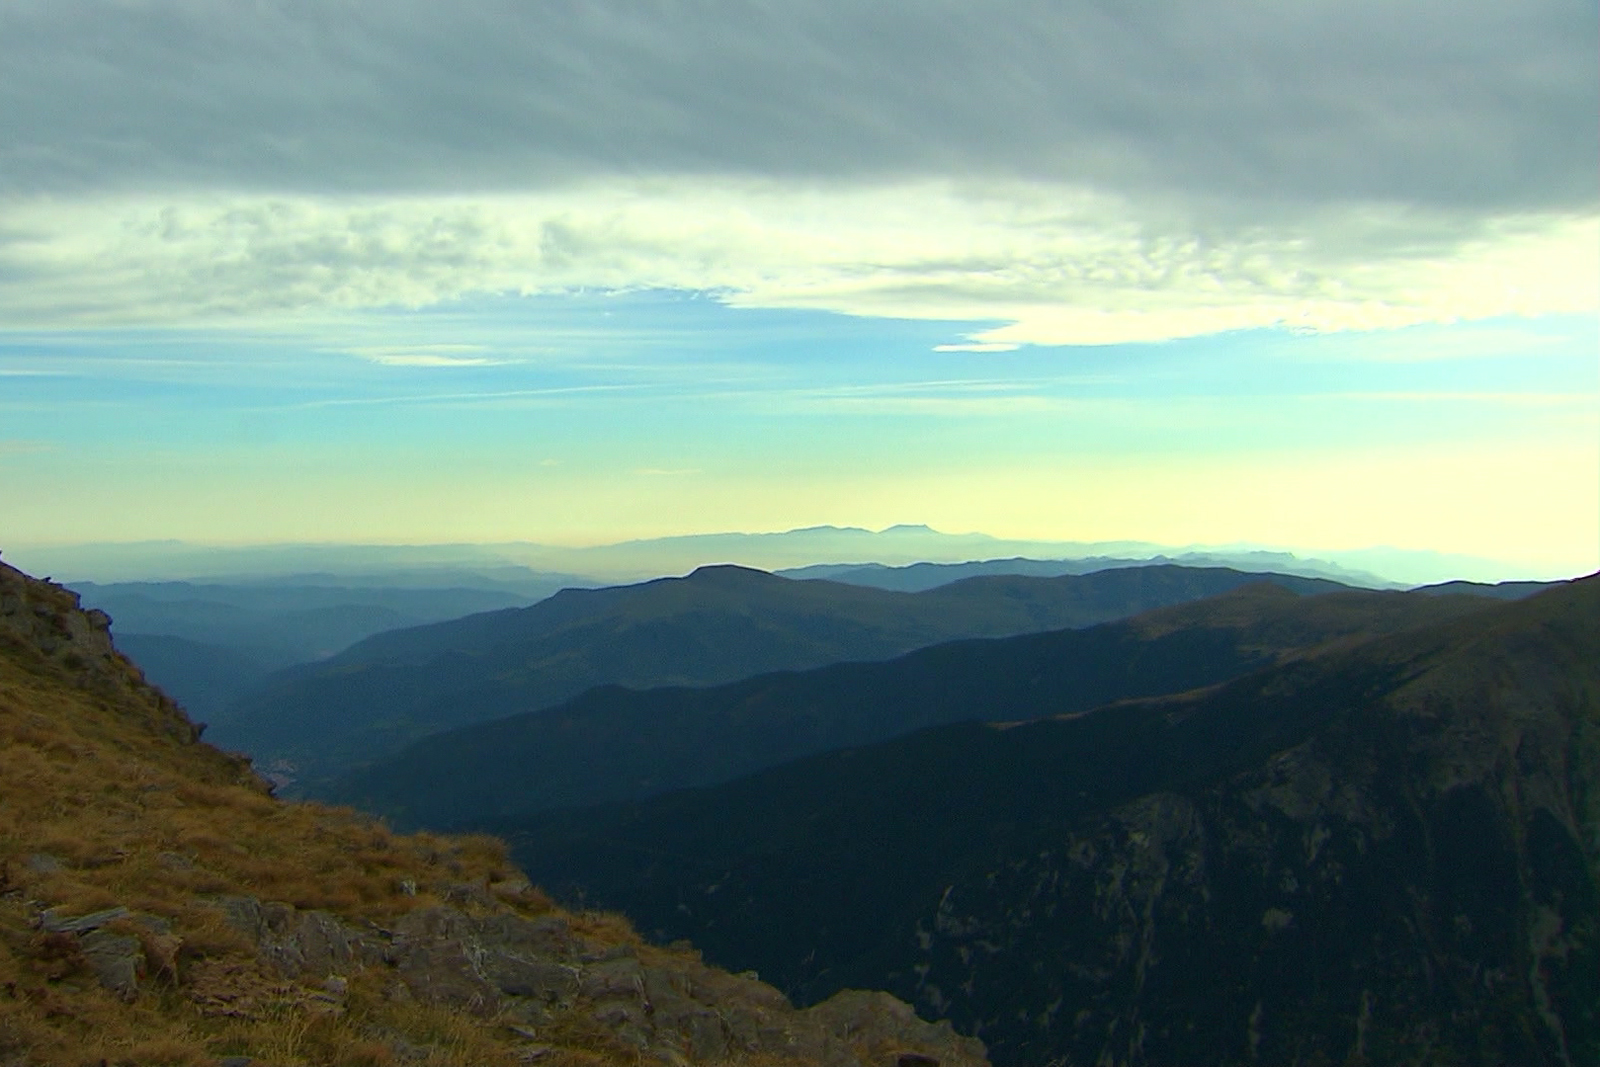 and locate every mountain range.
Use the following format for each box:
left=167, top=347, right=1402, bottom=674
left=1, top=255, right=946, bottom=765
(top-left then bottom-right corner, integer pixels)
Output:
left=321, top=579, right=1496, bottom=830
left=215, top=563, right=1353, bottom=790
left=8, top=524, right=1531, bottom=587
left=489, top=576, right=1598, bottom=1067
left=3, top=541, right=1590, bottom=1066
left=65, top=579, right=550, bottom=723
